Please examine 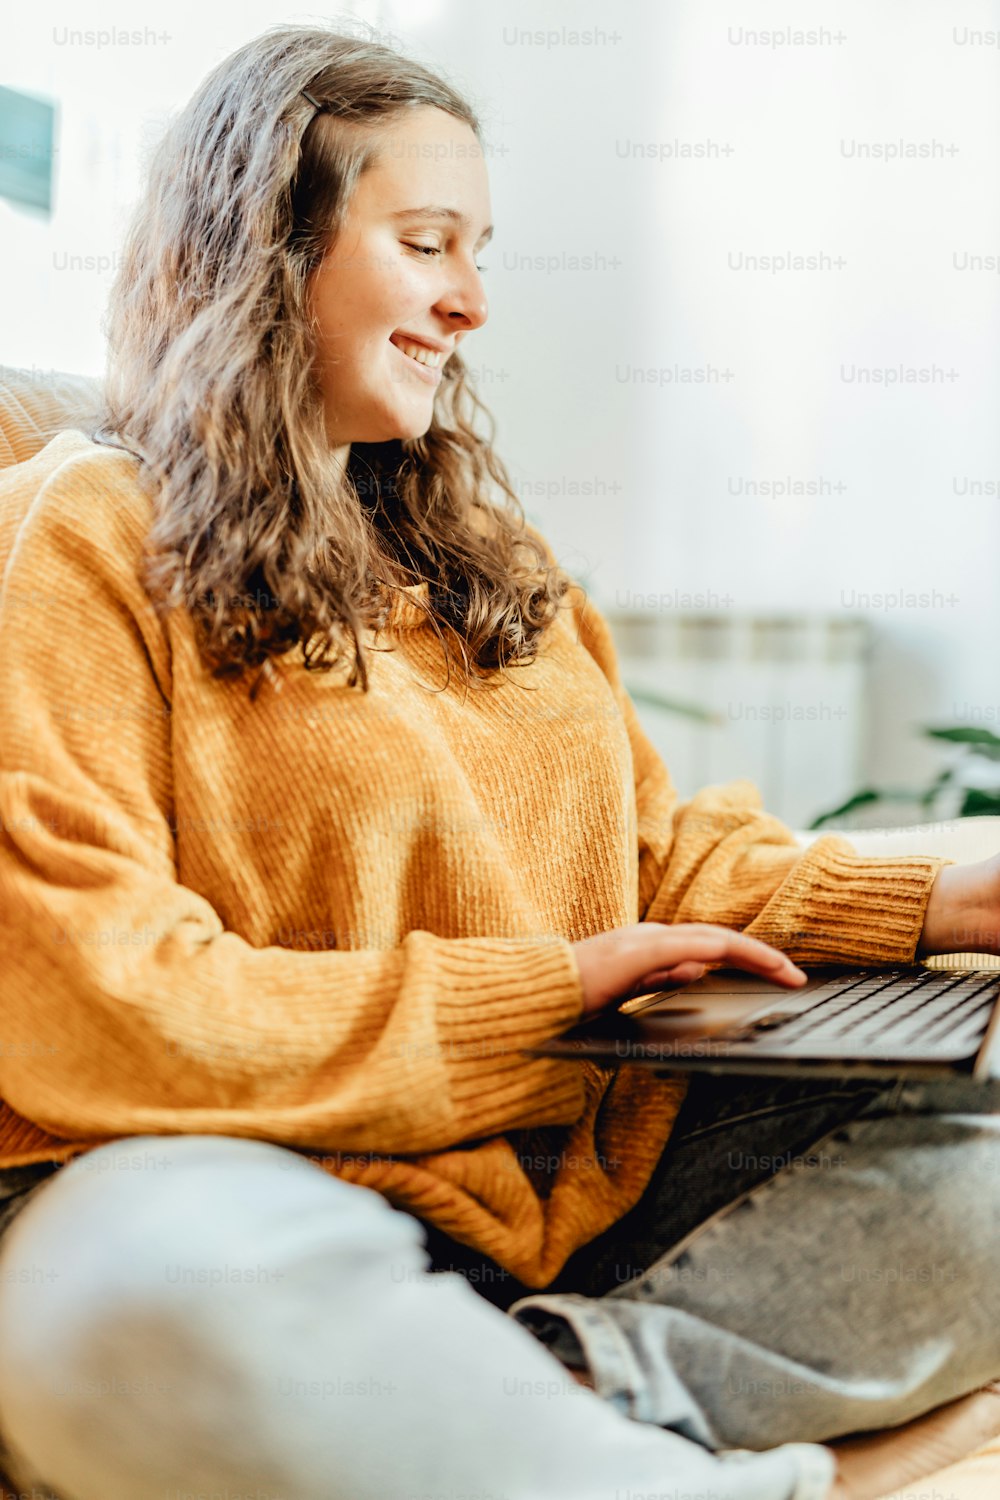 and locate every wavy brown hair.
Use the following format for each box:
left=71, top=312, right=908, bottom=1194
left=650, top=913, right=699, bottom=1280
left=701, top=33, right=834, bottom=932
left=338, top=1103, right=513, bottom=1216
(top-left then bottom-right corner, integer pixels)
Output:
left=100, top=23, right=572, bottom=700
